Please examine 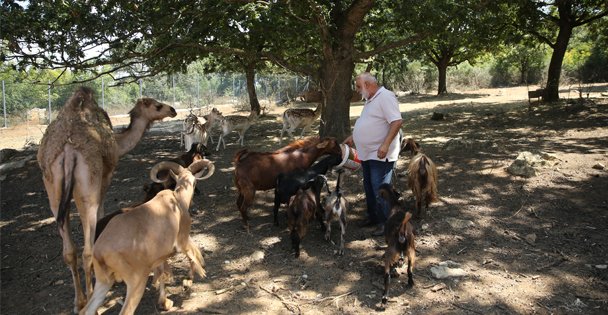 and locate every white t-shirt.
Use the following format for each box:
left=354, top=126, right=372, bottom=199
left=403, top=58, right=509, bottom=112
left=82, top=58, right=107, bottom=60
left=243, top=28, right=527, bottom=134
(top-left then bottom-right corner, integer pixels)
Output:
left=353, top=87, right=402, bottom=162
